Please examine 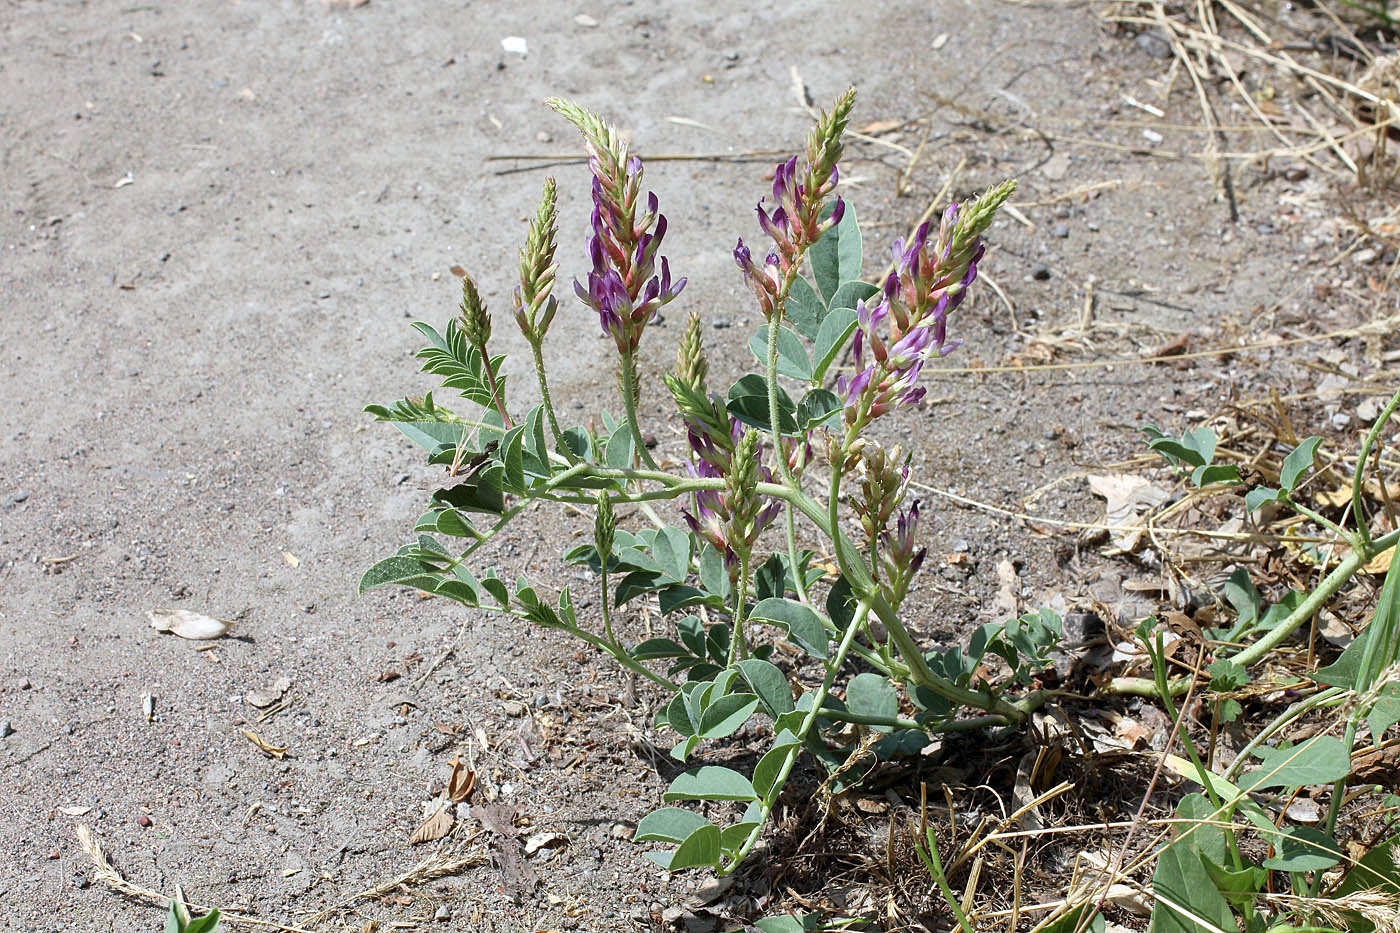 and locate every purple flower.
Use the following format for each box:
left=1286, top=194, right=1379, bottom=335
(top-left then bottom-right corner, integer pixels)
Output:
left=837, top=299, right=931, bottom=425
left=572, top=151, right=685, bottom=354
left=880, top=500, right=928, bottom=580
